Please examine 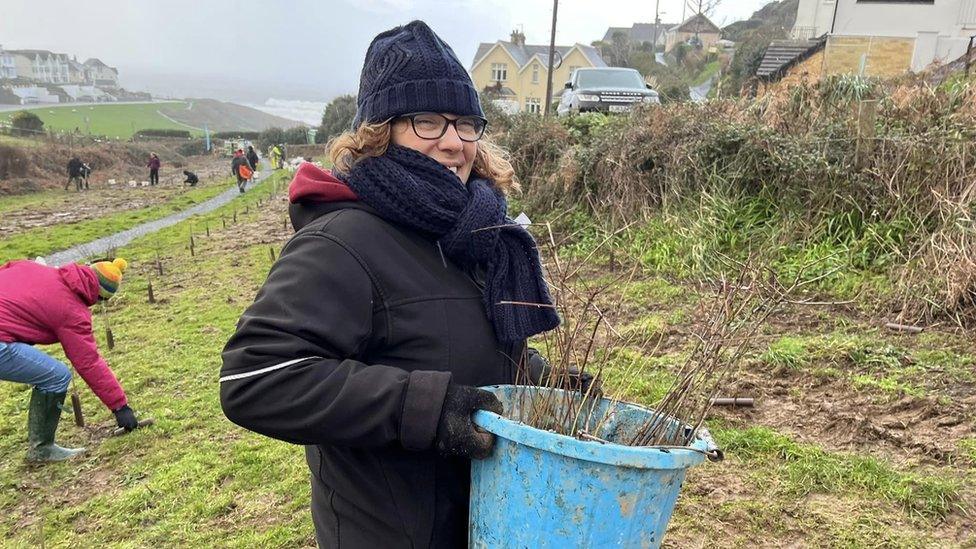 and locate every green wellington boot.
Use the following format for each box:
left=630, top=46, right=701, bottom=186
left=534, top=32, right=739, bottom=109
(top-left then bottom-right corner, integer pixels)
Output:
left=26, top=388, right=85, bottom=462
